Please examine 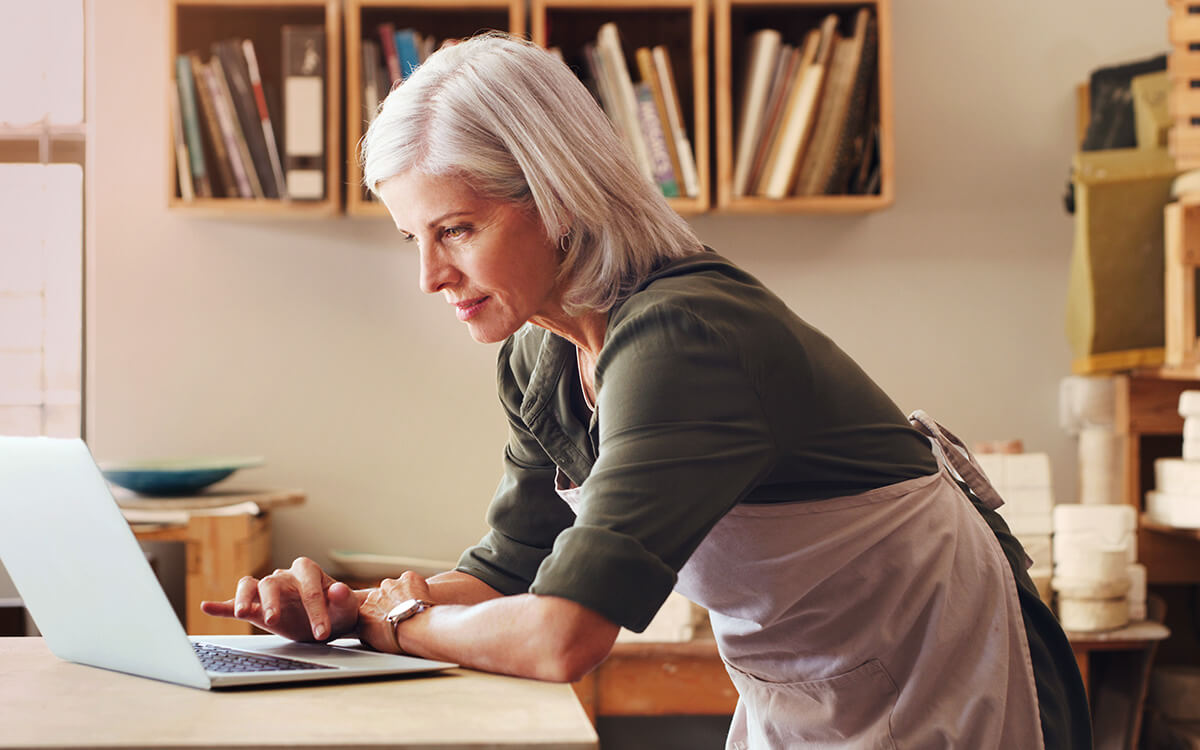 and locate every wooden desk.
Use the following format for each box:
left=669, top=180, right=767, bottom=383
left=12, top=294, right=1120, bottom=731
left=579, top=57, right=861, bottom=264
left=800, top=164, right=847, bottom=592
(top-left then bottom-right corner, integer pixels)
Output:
left=0, top=637, right=597, bottom=750
left=120, top=488, right=305, bottom=636
left=571, top=638, right=737, bottom=723
left=572, top=624, right=1170, bottom=728
left=1066, top=618, right=1171, bottom=694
